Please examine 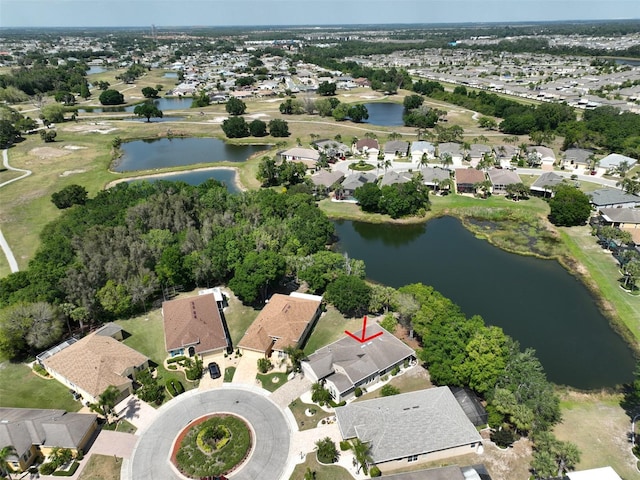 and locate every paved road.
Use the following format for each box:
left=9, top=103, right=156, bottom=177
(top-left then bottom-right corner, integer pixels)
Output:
left=125, top=385, right=291, bottom=480
left=0, top=148, right=32, bottom=273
